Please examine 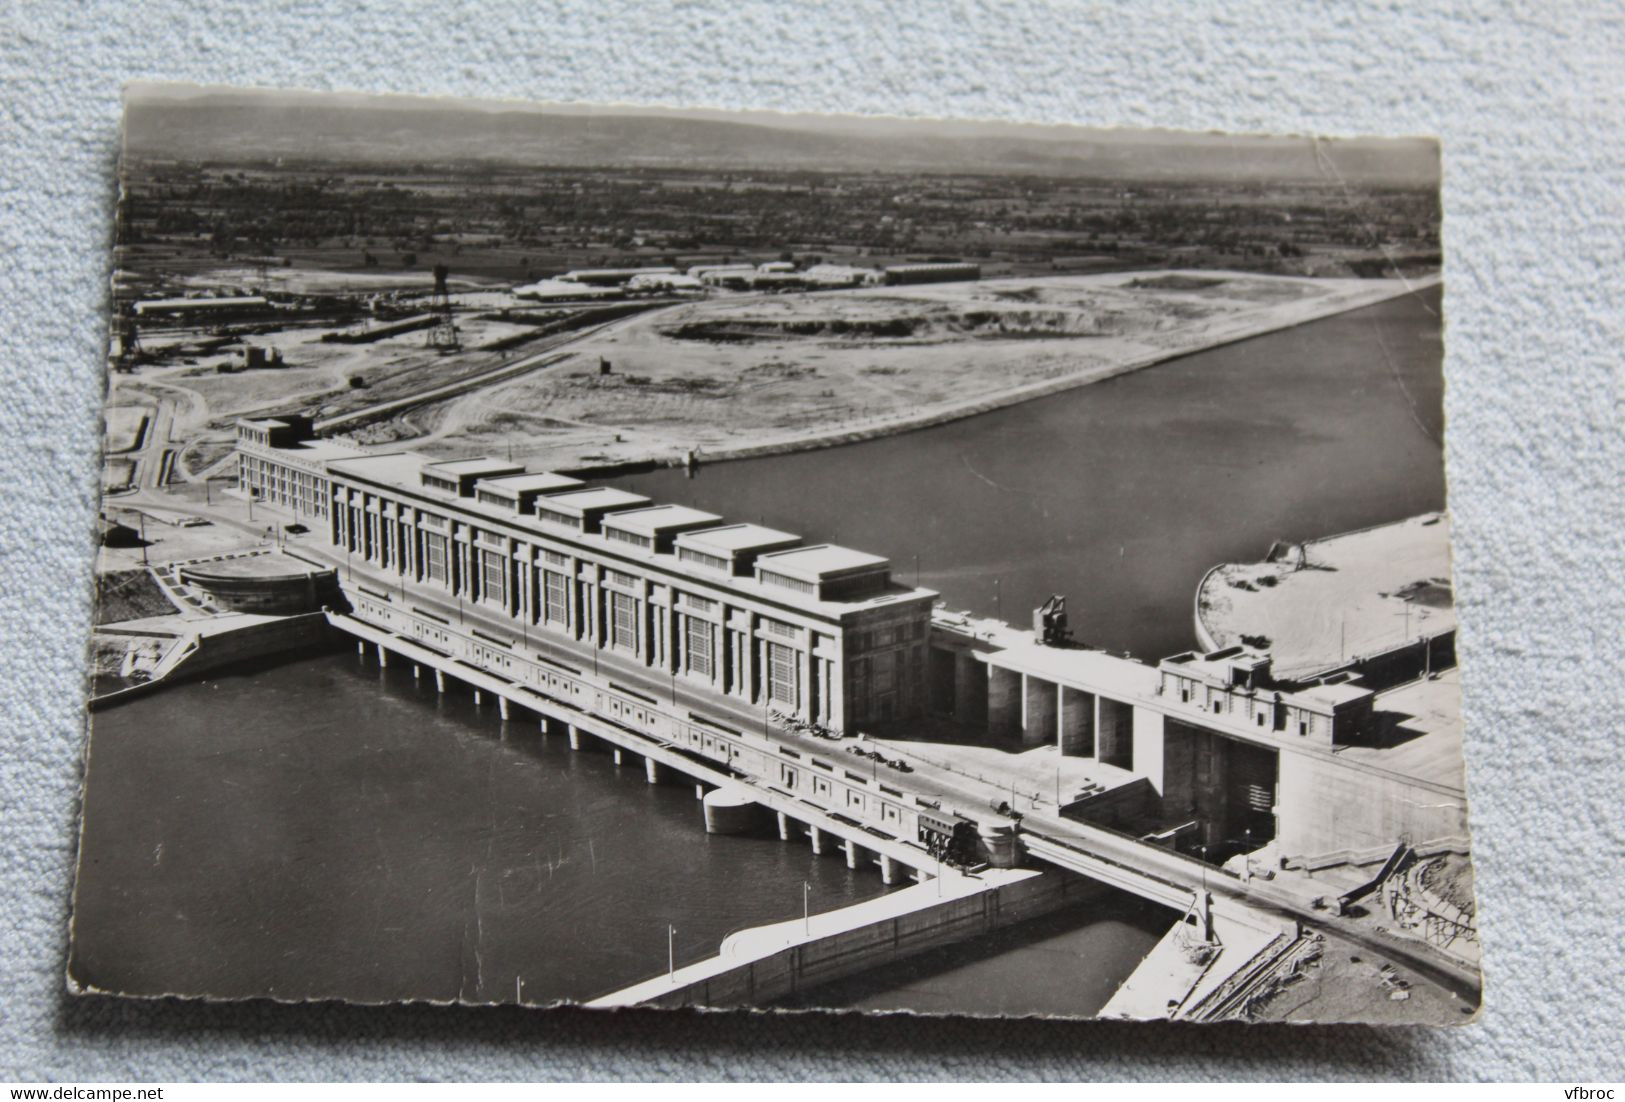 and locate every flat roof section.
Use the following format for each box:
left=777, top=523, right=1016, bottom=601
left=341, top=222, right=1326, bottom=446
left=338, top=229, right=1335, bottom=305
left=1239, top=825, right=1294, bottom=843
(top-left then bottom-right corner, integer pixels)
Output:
left=601, top=504, right=722, bottom=537
left=1299, top=681, right=1373, bottom=708
left=677, top=523, right=802, bottom=556
left=326, top=451, right=433, bottom=485
left=475, top=472, right=584, bottom=496
left=539, top=487, right=652, bottom=516
left=1163, top=647, right=1272, bottom=685
left=426, top=457, right=524, bottom=479
left=243, top=435, right=369, bottom=465
left=1341, top=670, right=1466, bottom=793
left=980, top=641, right=1163, bottom=701
left=135, top=296, right=267, bottom=312
left=757, top=544, right=889, bottom=581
